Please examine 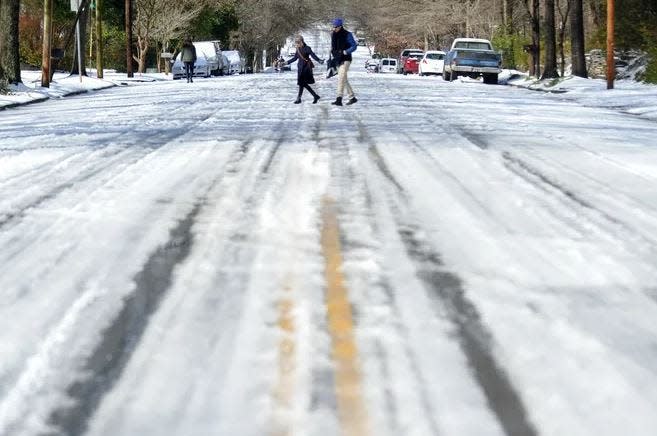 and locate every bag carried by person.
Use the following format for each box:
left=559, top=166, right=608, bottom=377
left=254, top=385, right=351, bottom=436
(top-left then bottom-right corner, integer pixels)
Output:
left=298, top=49, right=314, bottom=69
left=326, top=57, right=338, bottom=79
